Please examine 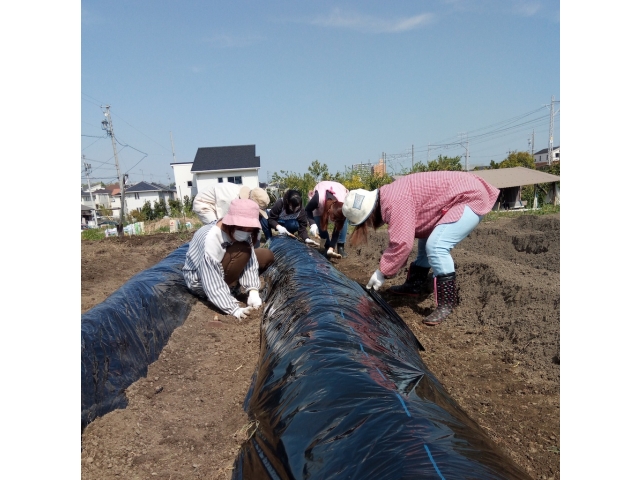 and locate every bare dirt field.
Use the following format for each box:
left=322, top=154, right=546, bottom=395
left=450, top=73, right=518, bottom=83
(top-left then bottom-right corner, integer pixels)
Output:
left=81, top=212, right=560, bottom=479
